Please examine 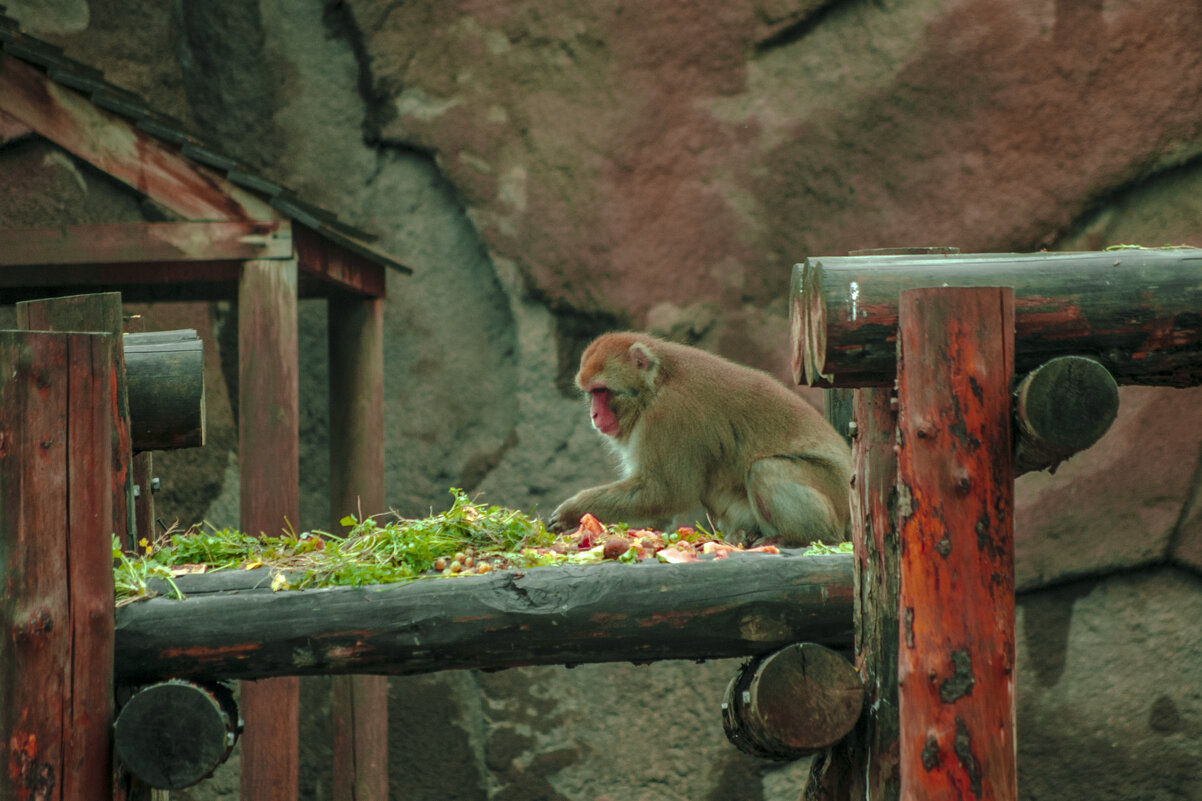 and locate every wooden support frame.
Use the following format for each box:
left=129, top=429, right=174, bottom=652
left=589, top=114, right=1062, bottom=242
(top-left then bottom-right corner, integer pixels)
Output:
left=238, top=259, right=300, bottom=801
left=0, top=329, right=115, bottom=801
left=15, top=292, right=136, bottom=547
left=791, top=248, right=1202, bottom=387
left=894, top=287, right=1016, bottom=800
left=328, top=296, right=388, bottom=801
left=0, top=55, right=278, bottom=221
left=808, top=389, right=900, bottom=799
